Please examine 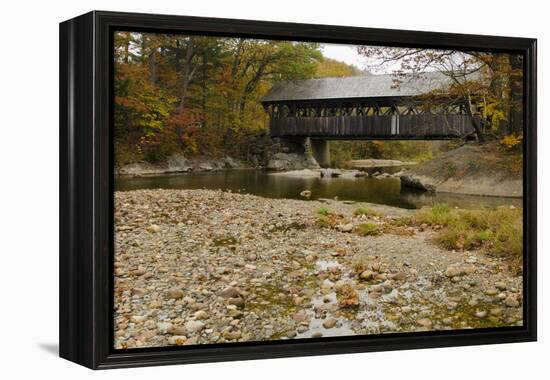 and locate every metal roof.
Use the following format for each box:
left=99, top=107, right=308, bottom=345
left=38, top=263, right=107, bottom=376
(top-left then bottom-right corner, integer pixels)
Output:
left=260, top=71, right=476, bottom=103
